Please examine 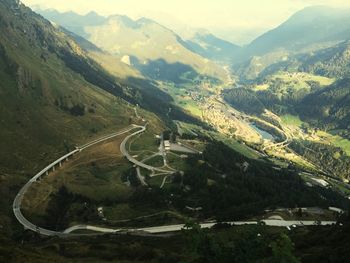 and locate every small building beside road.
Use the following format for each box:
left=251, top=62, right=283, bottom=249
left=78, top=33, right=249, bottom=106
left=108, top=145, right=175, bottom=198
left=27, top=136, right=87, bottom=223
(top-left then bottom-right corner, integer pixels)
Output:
left=164, top=140, right=171, bottom=151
